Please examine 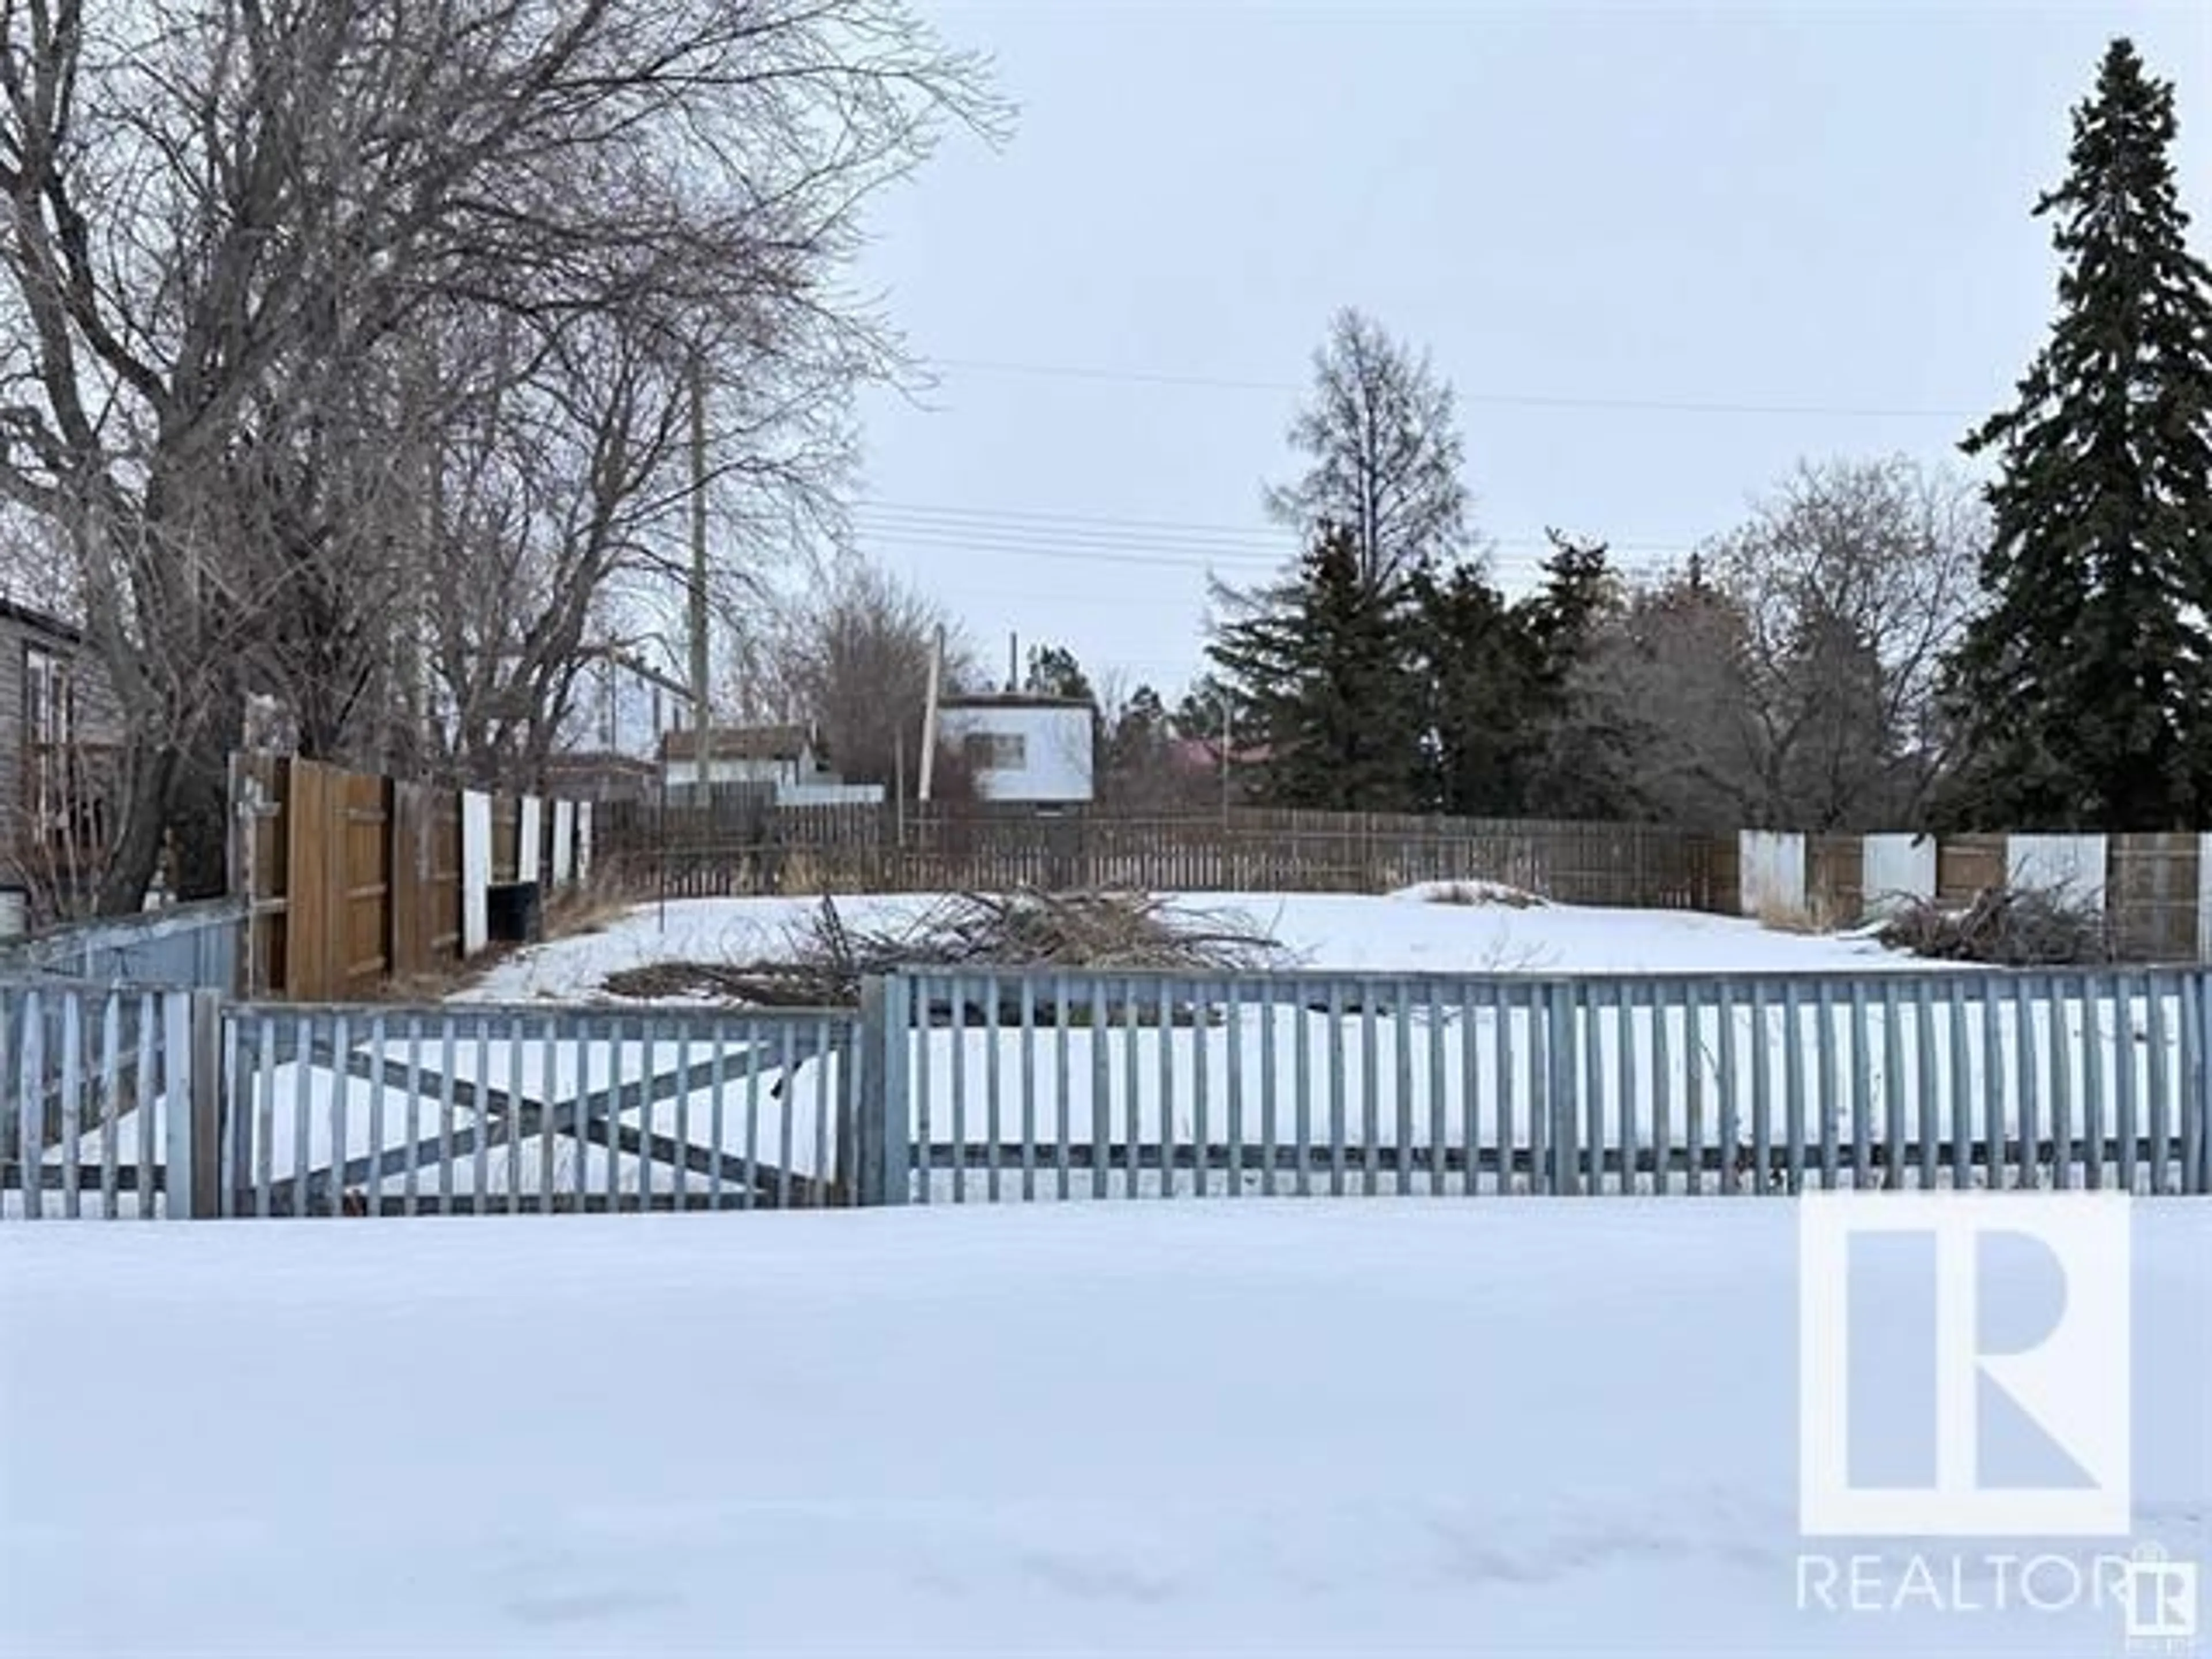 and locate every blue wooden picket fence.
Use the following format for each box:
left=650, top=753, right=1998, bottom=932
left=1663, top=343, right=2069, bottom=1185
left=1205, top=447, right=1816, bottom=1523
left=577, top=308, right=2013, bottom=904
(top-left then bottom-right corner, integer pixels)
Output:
left=6, top=965, right=2209, bottom=1218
